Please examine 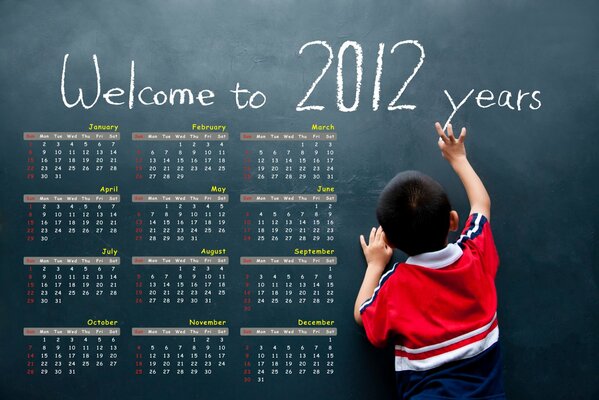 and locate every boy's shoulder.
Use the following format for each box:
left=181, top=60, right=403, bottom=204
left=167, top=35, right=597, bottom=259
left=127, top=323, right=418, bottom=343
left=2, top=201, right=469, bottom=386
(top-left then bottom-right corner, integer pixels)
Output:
left=456, top=213, right=492, bottom=247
